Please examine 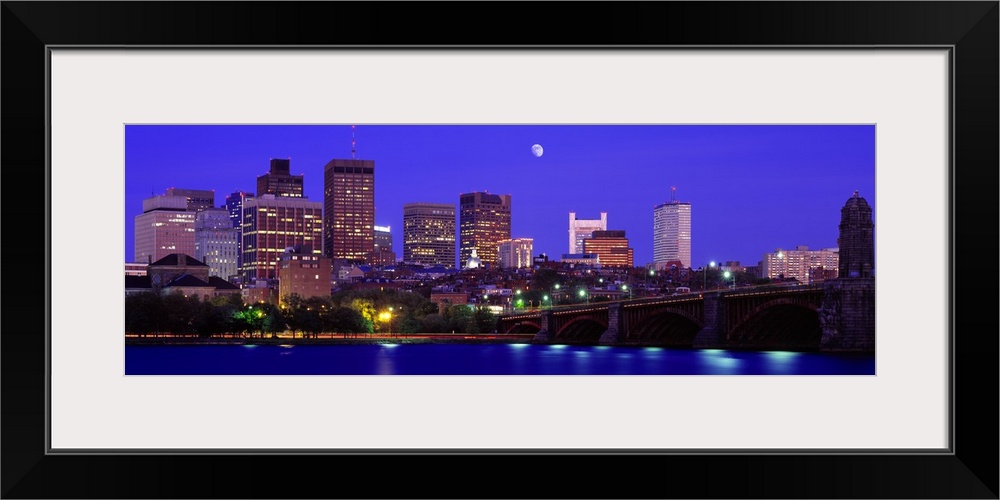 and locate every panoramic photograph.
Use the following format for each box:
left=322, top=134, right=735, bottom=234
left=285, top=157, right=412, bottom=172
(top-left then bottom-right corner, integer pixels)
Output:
left=124, top=124, right=876, bottom=375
